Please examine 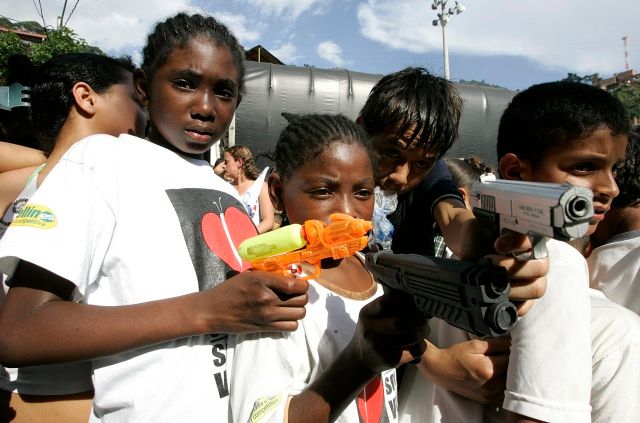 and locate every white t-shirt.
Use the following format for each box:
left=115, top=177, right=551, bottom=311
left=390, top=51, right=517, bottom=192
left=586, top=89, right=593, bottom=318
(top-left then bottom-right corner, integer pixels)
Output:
left=590, top=288, right=640, bottom=422
left=587, top=230, right=640, bottom=315
left=241, top=167, right=268, bottom=227
left=0, top=134, right=255, bottom=422
left=229, top=259, right=400, bottom=423
left=399, top=239, right=592, bottom=423
left=0, top=164, right=93, bottom=395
